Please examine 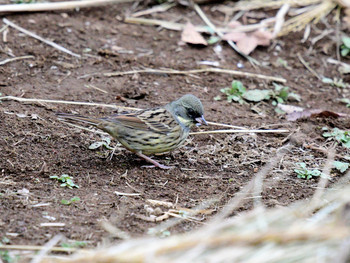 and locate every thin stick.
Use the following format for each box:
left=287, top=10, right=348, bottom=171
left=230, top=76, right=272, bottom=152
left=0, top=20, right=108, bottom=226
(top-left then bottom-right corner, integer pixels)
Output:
left=190, top=129, right=289, bottom=135
left=0, top=0, right=135, bottom=13
left=131, top=2, right=176, bottom=18
left=0, top=55, right=34, bottom=65
left=0, top=244, right=77, bottom=253
left=193, top=3, right=259, bottom=66
left=0, top=95, right=139, bottom=111
left=115, top=191, right=141, bottom=196
left=297, top=53, right=321, bottom=80
left=3, top=18, right=81, bottom=58
left=206, top=121, right=248, bottom=130
left=103, top=68, right=286, bottom=83
left=84, top=84, right=108, bottom=94
left=125, top=17, right=276, bottom=34
left=31, top=235, right=63, bottom=263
